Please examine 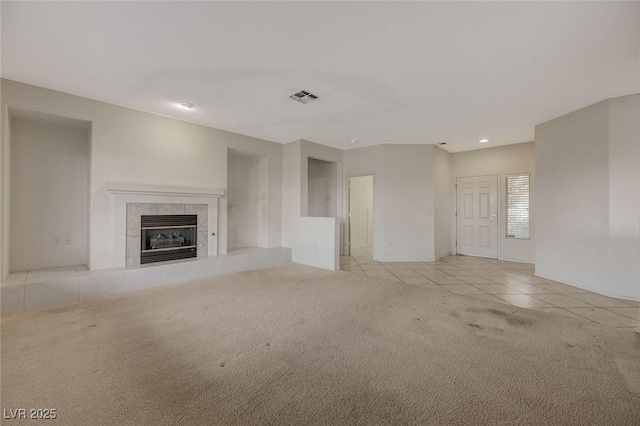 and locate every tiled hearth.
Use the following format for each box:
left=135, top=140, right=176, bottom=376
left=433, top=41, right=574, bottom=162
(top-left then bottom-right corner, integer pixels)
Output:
left=1, top=247, right=292, bottom=314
